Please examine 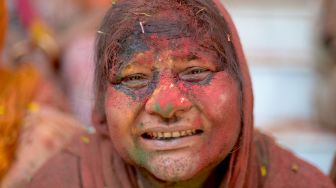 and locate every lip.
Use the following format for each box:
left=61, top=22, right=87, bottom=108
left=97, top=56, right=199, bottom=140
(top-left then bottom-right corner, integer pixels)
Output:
left=137, top=125, right=203, bottom=136
left=136, top=126, right=204, bottom=151
left=138, top=134, right=203, bottom=151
